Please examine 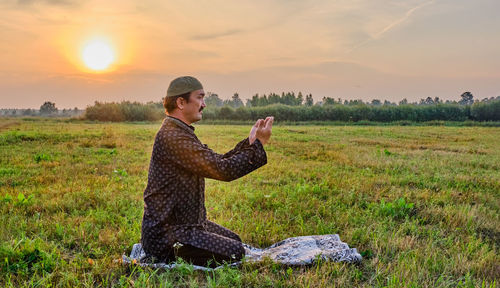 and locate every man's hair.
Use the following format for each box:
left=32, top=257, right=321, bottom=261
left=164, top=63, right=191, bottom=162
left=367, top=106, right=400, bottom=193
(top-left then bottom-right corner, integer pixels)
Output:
left=163, top=92, right=191, bottom=114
